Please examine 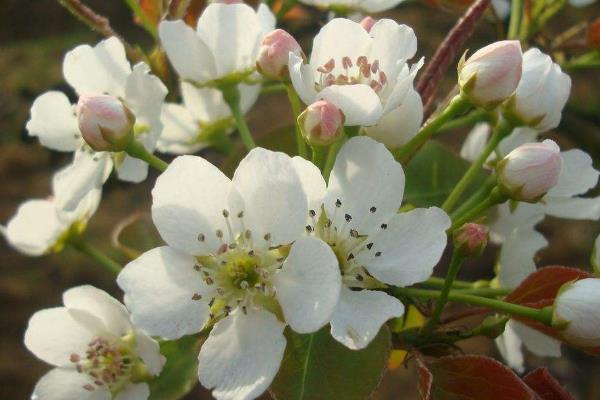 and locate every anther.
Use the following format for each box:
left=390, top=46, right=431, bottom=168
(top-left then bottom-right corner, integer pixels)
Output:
left=70, top=354, right=80, bottom=363
left=381, top=223, right=388, bottom=230
left=375, top=251, right=382, bottom=257
left=356, top=274, right=364, bottom=281
left=216, top=229, right=223, bottom=238
left=264, top=233, right=271, bottom=241
left=306, top=225, right=313, bottom=233
left=222, top=210, right=229, bottom=218
left=205, top=277, right=214, bottom=285
left=83, top=384, right=95, bottom=391
left=192, top=293, right=202, bottom=300
left=350, top=229, right=359, bottom=238
left=194, top=264, right=201, bottom=271
left=237, top=211, right=244, bottom=218
left=309, top=209, right=316, bottom=217
left=245, top=230, right=252, bottom=239
left=335, top=199, right=342, bottom=207
left=347, top=253, right=355, bottom=261
left=248, top=250, right=255, bottom=256
left=370, top=206, right=377, bottom=213
left=379, top=71, right=387, bottom=85
left=242, top=306, right=248, bottom=315
left=345, top=214, right=352, bottom=222
left=366, top=242, right=373, bottom=250
left=371, top=60, right=379, bottom=73
left=342, top=56, right=353, bottom=69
